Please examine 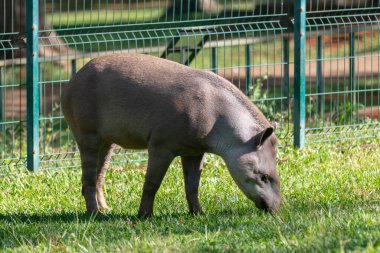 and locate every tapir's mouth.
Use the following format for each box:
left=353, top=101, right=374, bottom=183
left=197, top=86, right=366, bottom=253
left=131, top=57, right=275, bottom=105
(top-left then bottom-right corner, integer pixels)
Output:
left=238, top=186, right=280, bottom=213
left=254, top=196, right=280, bottom=214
